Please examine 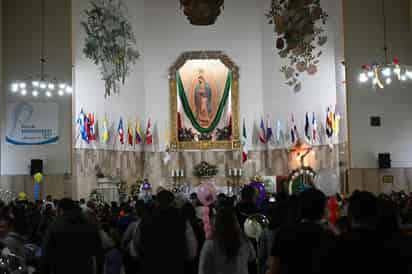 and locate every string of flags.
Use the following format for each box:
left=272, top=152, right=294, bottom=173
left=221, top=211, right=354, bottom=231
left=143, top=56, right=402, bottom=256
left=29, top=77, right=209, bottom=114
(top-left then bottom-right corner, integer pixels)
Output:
left=77, top=109, right=154, bottom=146
left=242, top=107, right=343, bottom=163
left=77, top=106, right=342, bottom=161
